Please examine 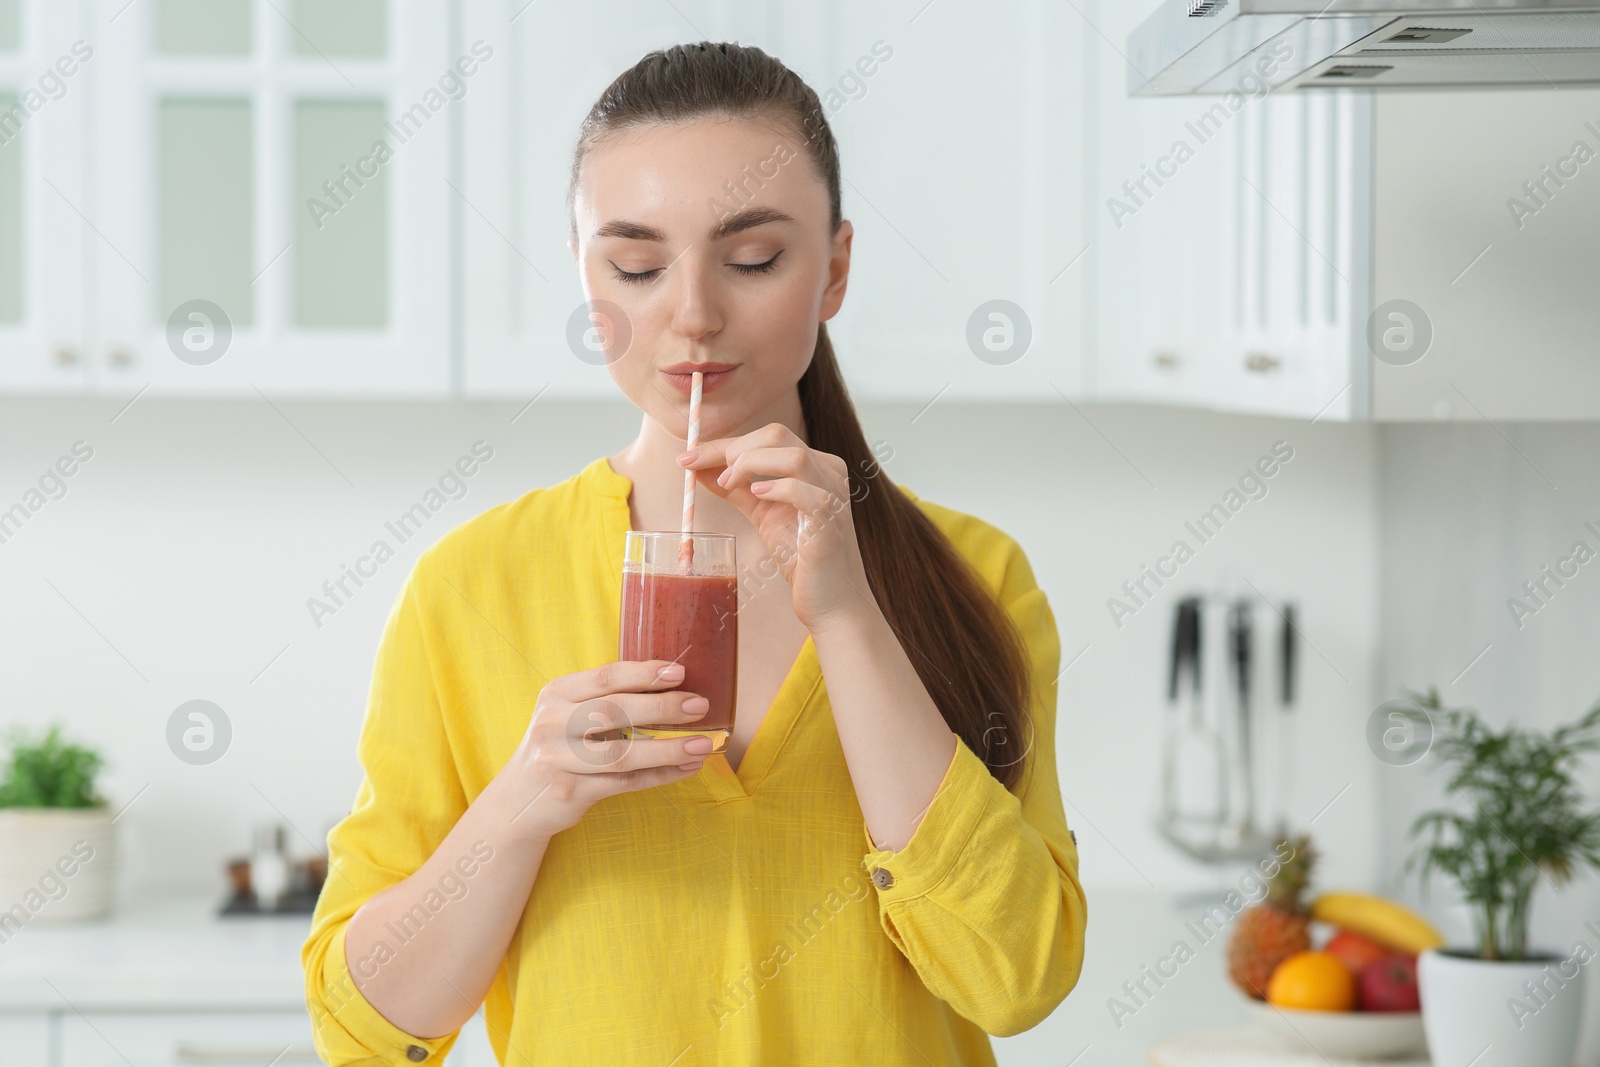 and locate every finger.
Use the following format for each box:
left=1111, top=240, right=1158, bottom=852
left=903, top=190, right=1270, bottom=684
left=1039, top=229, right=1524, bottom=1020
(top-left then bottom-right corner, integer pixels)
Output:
left=678, top=423, right=801, bottom=473
left=565, top=691, right=710, bottom=737
left=557, top=660, right=688, bottom=702
left=697, top=470, right=763, bottom=526
left=678, top=436, right=730, bottom=470
left=748, top=477, right=844, bottom=522
left=567, top=734, right=713, bottom=775
left=718, top=445, right=815, bottom=490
